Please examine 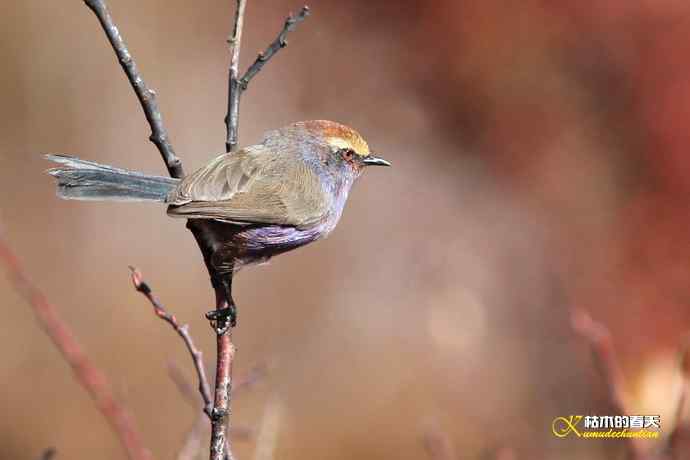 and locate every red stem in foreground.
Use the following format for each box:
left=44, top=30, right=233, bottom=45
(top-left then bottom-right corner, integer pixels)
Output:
left=0, top=236, right=152, bottom=460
